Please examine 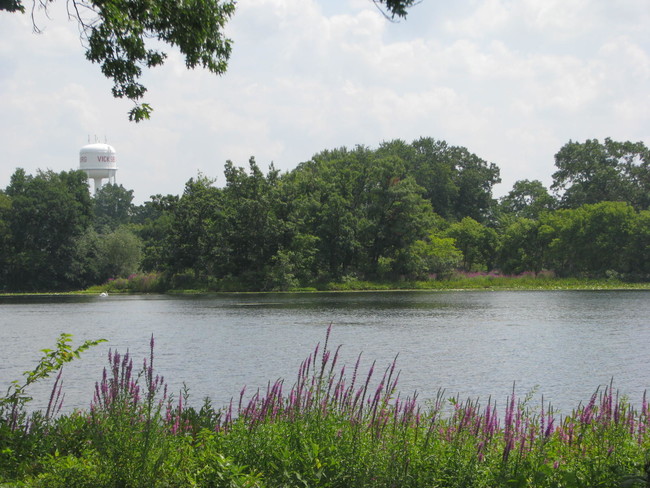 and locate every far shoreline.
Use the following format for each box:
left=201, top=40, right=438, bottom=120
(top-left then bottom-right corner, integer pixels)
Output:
left=2, top=275, right=650, bottom=297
